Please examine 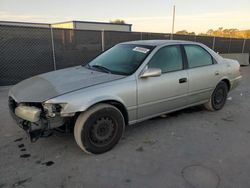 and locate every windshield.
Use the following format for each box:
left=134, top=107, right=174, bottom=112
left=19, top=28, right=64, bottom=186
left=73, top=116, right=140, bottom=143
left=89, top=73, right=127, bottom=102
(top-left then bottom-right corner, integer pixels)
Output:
left=88, top=44, right=154, bottom=75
